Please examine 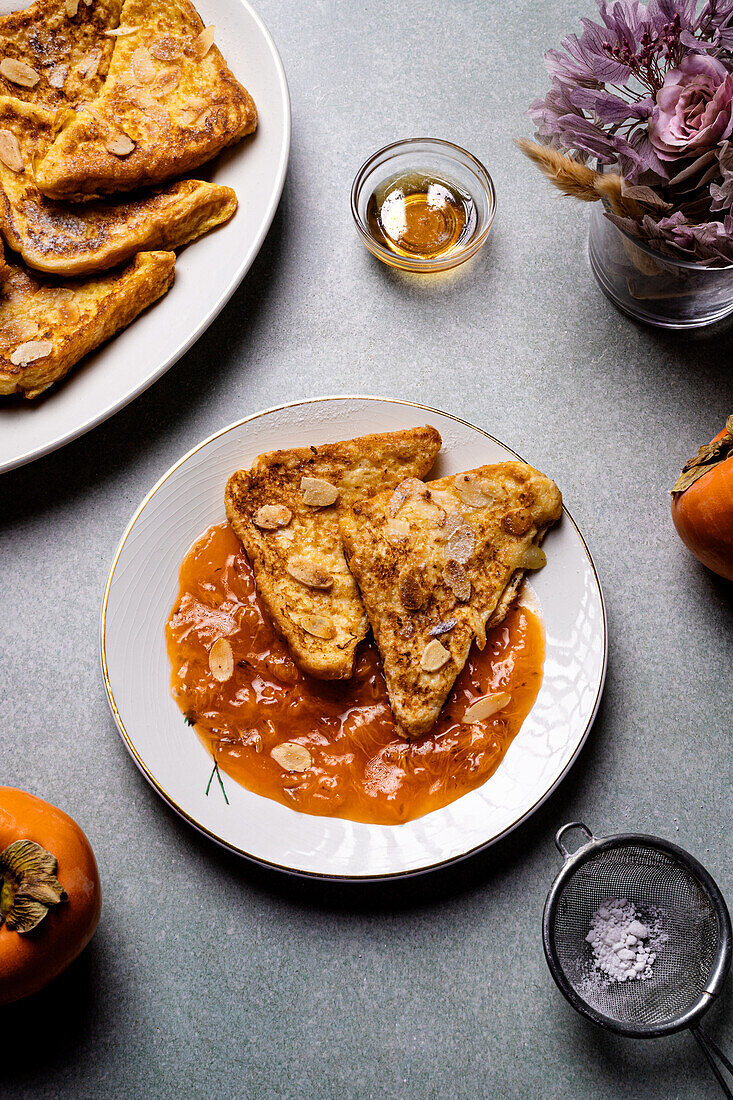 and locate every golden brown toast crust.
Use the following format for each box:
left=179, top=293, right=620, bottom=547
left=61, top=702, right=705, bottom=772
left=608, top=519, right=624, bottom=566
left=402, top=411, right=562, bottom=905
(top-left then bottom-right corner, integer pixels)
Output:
left=36, top=0, right=257, bottom=200
left=0, top=0, right=123, bottom=109
left=225, top=427, right=442, bottom=681
left=0, top=96, right=236, bottom=274
left=0, top=249, right=174, bottom=397
left=339, top=462, right=563, bottom=738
